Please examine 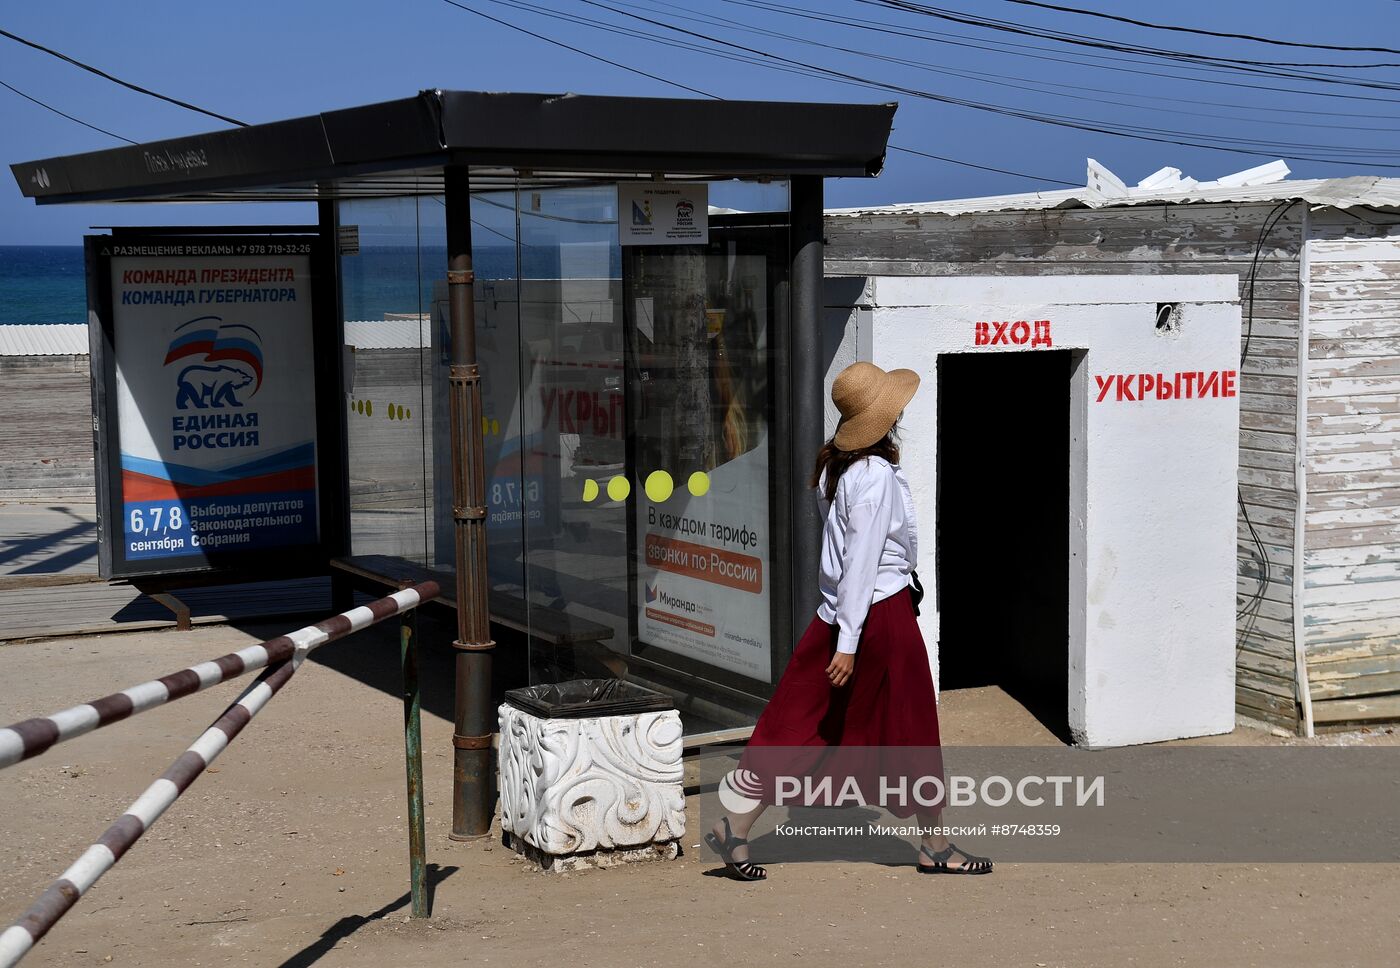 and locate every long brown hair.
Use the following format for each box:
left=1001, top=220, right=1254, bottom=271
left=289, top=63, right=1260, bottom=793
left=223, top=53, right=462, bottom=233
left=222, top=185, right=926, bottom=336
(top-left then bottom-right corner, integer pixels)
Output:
left=810, top=426, right=901, bottom=502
